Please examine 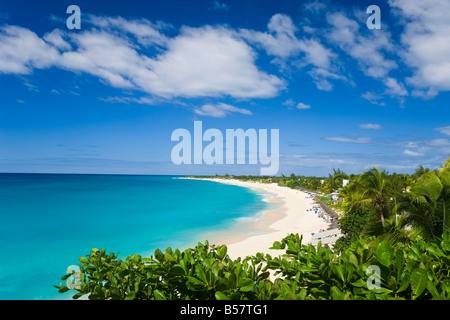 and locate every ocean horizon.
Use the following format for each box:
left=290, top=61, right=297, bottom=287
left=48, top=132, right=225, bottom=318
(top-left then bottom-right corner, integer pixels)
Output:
left=0, top=173, right=269, bottom=300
